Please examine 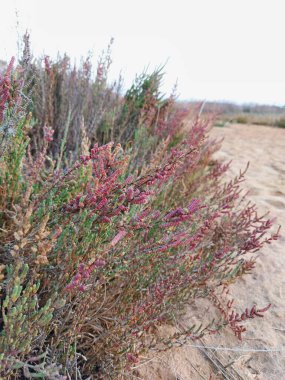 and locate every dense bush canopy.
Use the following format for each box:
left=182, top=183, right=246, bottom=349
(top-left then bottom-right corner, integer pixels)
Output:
left=0, top=38, right=279, bottom=379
